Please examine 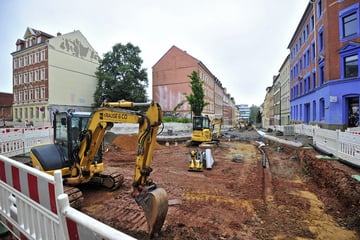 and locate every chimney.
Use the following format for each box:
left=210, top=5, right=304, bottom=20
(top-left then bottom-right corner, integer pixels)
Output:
left=57, top=32, right=62, bottom=36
